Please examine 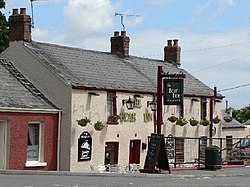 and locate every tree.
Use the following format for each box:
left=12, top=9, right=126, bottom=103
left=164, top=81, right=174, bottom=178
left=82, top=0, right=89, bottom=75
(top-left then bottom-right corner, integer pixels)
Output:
left=231, top=105, right=250, bottom=123
left=0, top=0, right=9, bottom=53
